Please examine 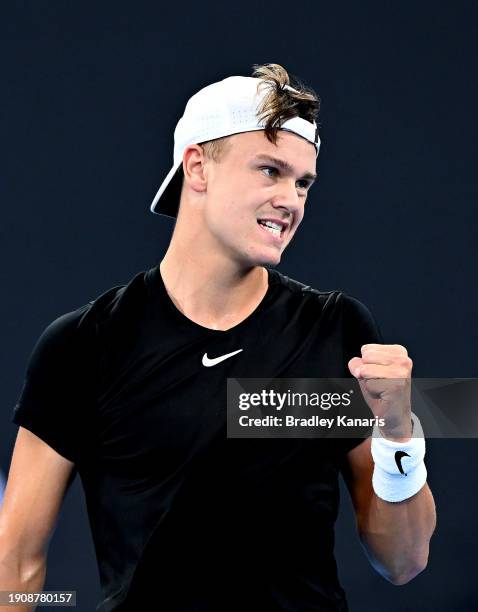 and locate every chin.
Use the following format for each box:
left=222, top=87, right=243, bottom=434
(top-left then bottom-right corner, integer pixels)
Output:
left=248, top=250, right=282, bottom=268
left=233, top=240, right=284, bottom=268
